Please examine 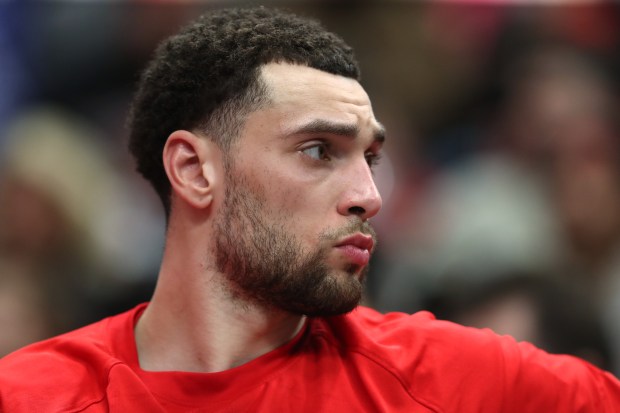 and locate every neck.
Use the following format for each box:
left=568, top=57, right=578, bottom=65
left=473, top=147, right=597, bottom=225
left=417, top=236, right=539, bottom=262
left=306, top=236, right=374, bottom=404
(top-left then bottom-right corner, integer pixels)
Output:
left=135, top=225, right=305, bottom=373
